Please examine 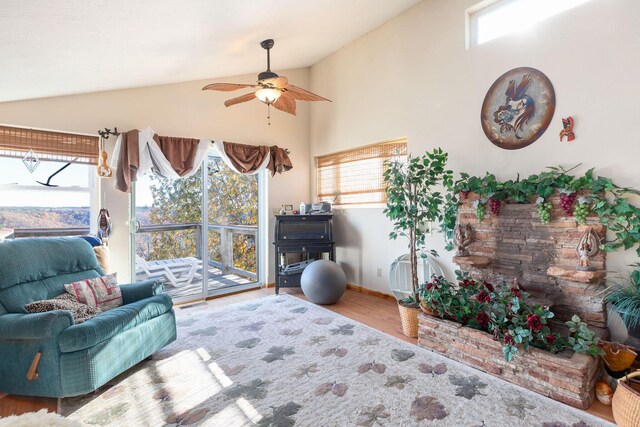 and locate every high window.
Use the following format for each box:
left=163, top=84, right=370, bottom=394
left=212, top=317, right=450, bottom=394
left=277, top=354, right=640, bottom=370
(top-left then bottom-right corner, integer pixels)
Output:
left=316, top=138, right=407, bottom=206
left=0, top=125, right=99, bottom=237
left=467, top=0, right=592, bottom=48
